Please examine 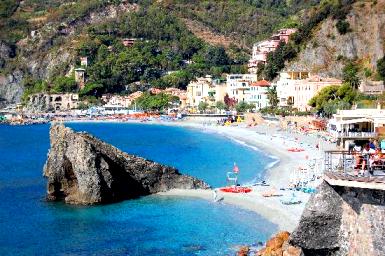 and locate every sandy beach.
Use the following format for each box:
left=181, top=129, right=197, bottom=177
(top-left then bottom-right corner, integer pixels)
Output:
left=66, top=117, right=336, bottom=231
left=156, top=117, right=336, bottom=231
